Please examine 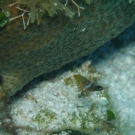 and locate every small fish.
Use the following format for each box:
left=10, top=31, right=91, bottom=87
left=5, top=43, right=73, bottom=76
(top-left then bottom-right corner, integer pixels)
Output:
left=73, top=74, right=103, bottom=96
